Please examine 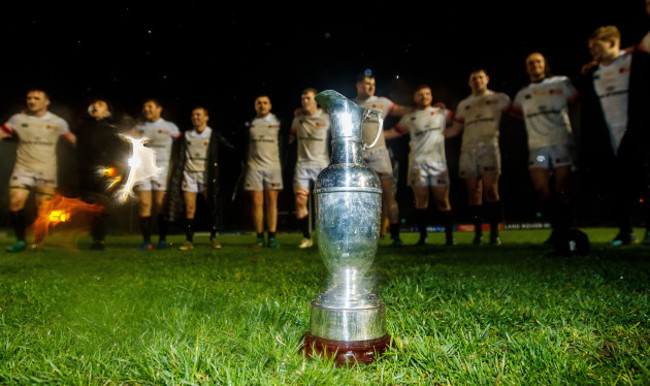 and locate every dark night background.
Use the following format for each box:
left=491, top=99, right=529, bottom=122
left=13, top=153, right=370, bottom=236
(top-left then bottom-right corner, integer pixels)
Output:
left=0, top=1, right=647, bottom=233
